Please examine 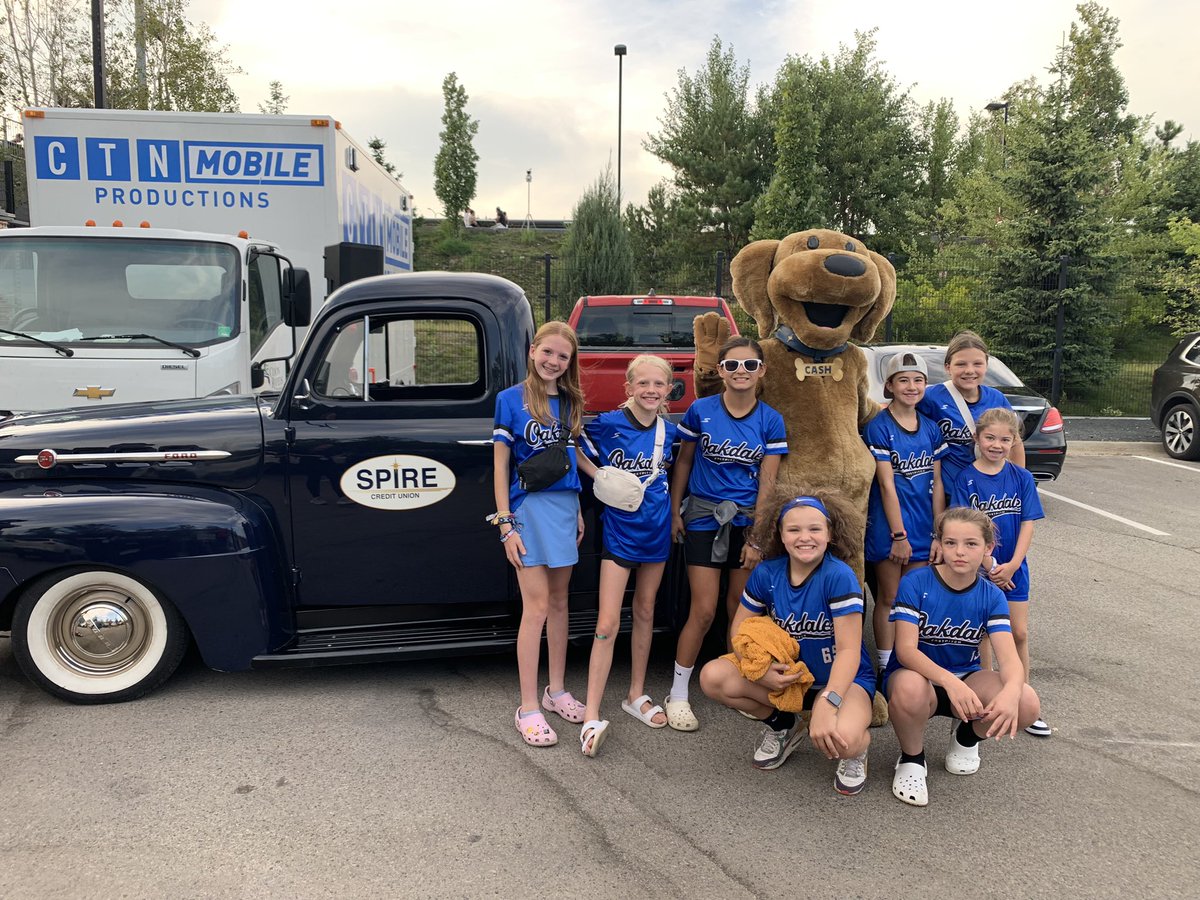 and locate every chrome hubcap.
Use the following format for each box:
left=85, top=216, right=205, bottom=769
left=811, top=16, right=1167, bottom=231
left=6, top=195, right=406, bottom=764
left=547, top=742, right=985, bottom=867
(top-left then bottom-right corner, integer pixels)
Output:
left=1165, top=408, right=1194, bottom=455
left=49, top=586, right=151, bottom=676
